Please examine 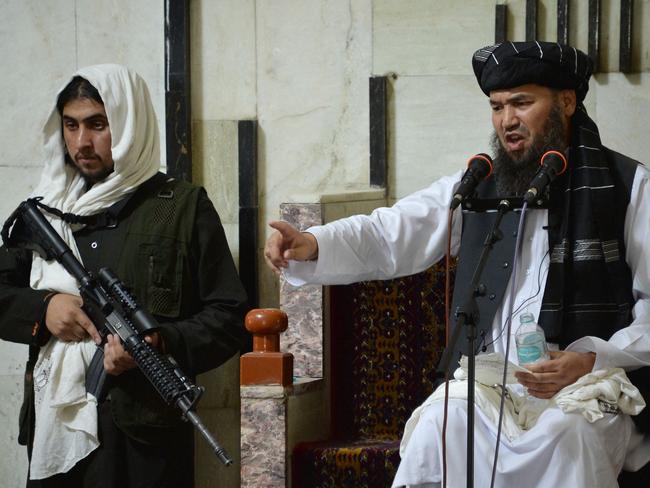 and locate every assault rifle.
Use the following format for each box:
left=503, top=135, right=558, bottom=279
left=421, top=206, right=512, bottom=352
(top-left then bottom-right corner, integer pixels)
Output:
left=1, top=198, right=232, bottom=466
